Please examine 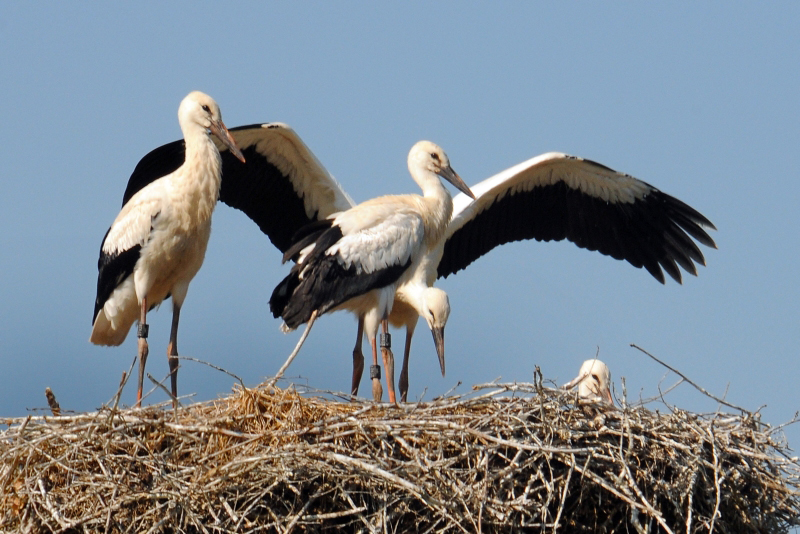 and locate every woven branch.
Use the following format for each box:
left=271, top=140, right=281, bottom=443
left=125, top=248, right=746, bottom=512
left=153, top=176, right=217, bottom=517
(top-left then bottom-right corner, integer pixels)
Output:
left=1, top=382, right=798, bottom=533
